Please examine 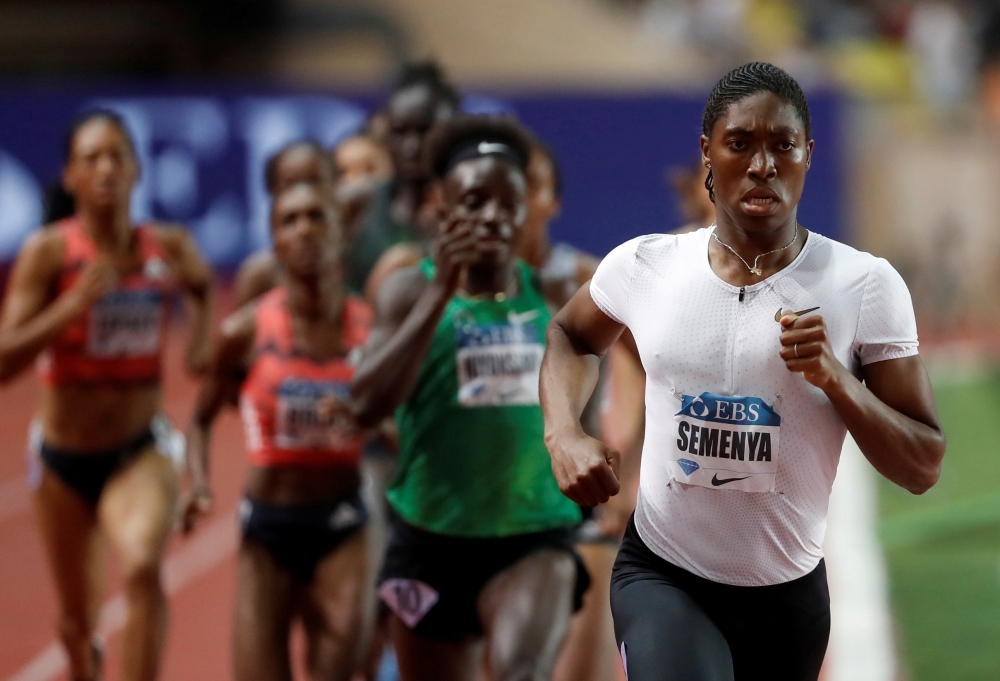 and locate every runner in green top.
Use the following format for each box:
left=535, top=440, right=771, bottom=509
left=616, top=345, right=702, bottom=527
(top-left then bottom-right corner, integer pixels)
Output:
left=352, top=115, right=588, bottom=681
left=389, top=256, right=580, bottom=536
